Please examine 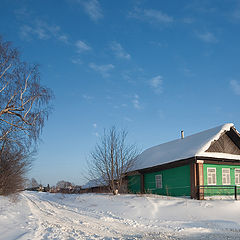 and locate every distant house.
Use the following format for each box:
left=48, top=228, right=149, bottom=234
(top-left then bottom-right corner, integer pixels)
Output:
left=127, top=123, right=240, bottom=199
left=81, top=179, right=109, bottom=193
